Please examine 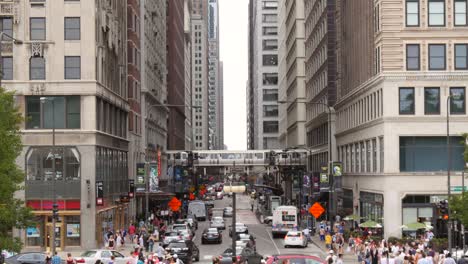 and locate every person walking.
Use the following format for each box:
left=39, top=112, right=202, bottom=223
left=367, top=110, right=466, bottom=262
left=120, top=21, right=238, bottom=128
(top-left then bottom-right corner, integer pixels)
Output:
left=147, top=234, right=155, bottom=253
left=129, top=223, right=136, bottom=244
left=303, top=227, right=310, bottom=242
left=326, top=250, right=337, bottom=264
left=108, top=235, right=115, bottom=250
left=51, top=252, right=62, bottom=264
left=336, top=254, right=344, bottom=264
left=66, top=253, right=76, bottom=264
left=45, top=252, right=52, bottom=264
left=325, top=232, right=333, bottom=249
left=155, top=243, right=165, bottom=261
left=443, top=253, right=456, bottom=264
